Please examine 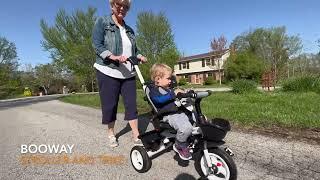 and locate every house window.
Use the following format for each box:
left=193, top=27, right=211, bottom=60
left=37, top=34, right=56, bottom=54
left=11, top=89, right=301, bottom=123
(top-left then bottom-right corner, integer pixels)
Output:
left=206, top=58, right=216, bottom=66
left=202, top=59, right=205, bottom=67
left=181, top=62, right=189, bottom=69
left=206, top=58, right=211, bottom=66
left=182, top=63, right=187, bottom=69
left=211, top=59, right=215, bottom=66
left=207, top=73, right=213, bottom=77
left=195, top=74, right=200, bottom=84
